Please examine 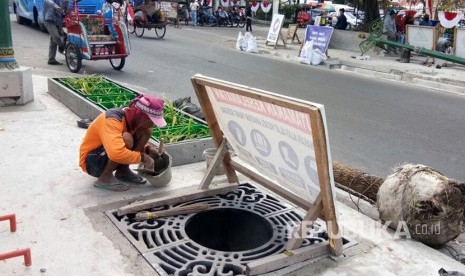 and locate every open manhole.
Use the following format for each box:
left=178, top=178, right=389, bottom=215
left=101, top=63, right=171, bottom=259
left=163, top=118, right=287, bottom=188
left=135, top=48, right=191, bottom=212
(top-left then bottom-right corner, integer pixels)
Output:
left=107, top=184, right=354, bottom=275
left=185, top=208, right=273, bottom=252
